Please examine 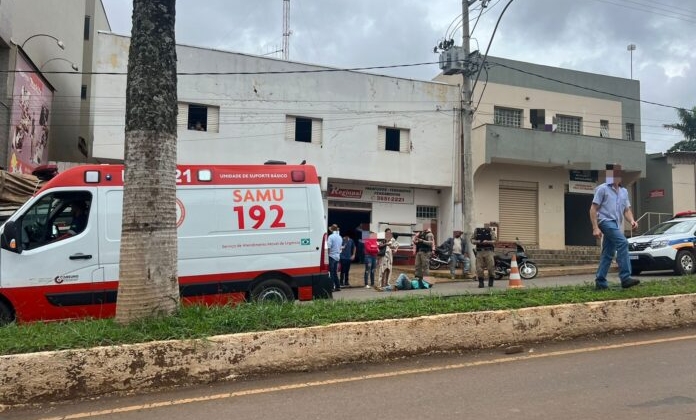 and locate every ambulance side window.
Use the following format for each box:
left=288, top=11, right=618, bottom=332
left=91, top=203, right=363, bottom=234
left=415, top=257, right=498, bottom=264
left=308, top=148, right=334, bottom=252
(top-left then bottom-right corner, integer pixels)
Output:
left=20, top=191, right=92, bottom=250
